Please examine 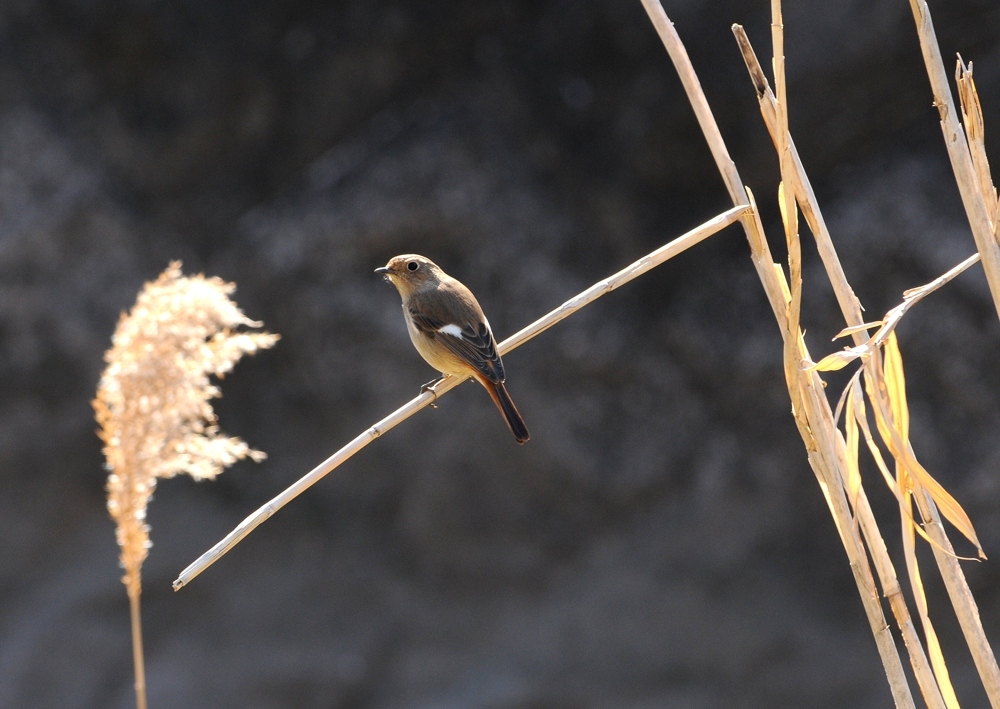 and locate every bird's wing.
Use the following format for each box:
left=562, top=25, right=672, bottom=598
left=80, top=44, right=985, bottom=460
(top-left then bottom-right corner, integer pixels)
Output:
left=408, top=308, right=505, bottom=383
